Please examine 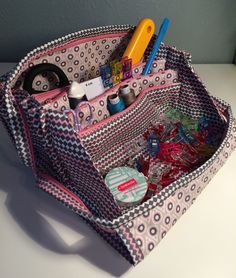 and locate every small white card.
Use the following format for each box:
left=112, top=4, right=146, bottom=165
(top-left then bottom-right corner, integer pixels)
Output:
left=81, top=76, right=105, bottom=100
